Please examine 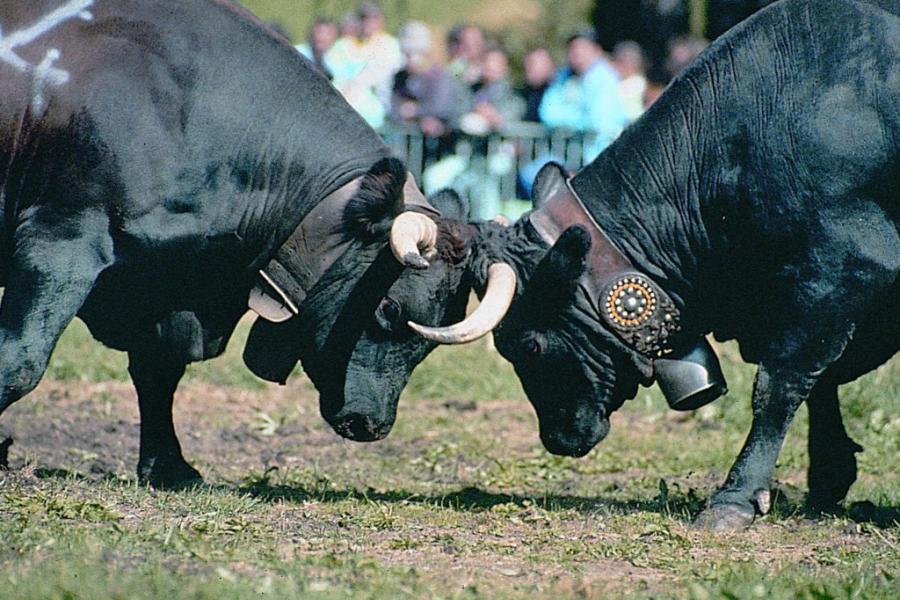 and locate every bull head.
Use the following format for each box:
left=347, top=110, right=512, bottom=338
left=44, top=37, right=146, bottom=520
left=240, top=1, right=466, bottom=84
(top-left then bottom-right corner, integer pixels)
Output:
left=390, top=206, right=518, bottom=345
left=314, top=177, right=555, bottom=441
left=243, top=158, right=522, bottom=442
left=491, top=162, right=725, bottom=457
left=492, top=224, right=647, bottom=456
